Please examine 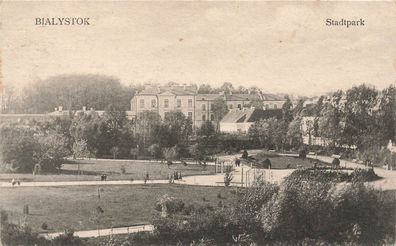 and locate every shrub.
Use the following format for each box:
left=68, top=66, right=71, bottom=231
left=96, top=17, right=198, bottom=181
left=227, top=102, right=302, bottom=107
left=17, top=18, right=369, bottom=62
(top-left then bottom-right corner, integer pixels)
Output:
left=299, top=148, right=307, bottom=160
left=41, top=222, right=48, bottom=230
left=350, top=168, right=379, bottom=183
left=224, top=170, right=233, bottom=187
left=154, top=195, right=185, bottom=215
